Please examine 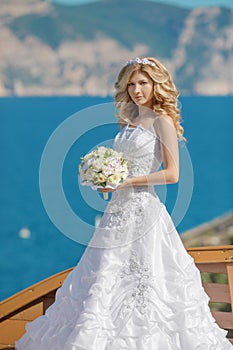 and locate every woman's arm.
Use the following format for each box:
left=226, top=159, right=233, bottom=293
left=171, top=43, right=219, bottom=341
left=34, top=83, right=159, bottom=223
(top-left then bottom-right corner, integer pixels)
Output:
left=120, top=115, right=179, bottom=188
